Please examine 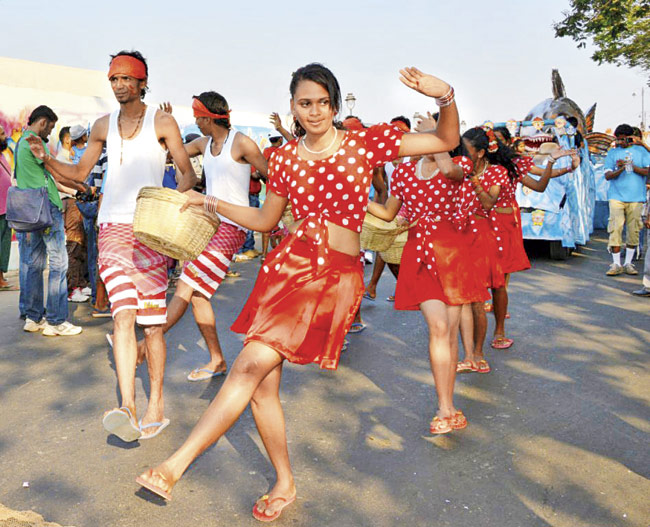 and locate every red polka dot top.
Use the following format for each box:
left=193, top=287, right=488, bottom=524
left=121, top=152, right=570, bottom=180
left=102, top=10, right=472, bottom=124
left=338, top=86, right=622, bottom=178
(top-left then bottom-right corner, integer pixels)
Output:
left=267, top=123, right=404, bottom=233
left=492, top=157, right=533, bottom=209
left=391, top=156, right=473, bottom=224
